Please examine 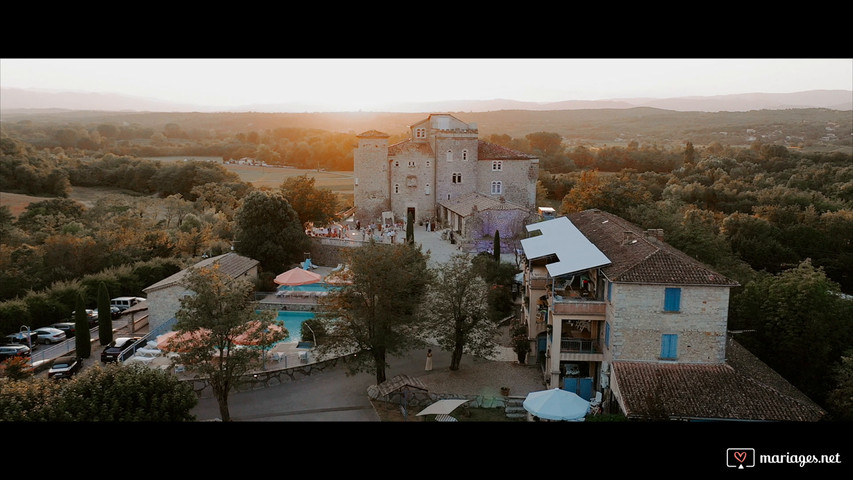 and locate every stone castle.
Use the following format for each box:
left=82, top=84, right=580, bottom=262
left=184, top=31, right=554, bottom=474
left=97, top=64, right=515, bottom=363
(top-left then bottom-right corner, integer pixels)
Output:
left=353, top=114, right=539, bottom=243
